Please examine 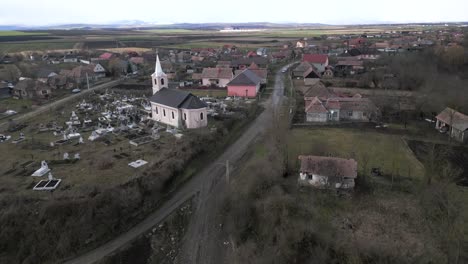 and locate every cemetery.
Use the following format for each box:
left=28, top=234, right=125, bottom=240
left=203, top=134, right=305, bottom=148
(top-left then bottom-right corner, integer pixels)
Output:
left=0, top=86, right=260, bottom=199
